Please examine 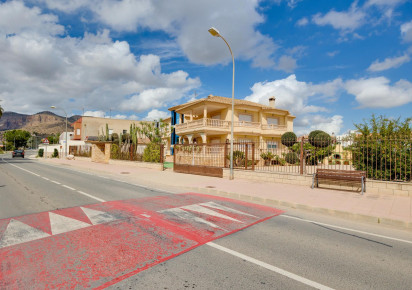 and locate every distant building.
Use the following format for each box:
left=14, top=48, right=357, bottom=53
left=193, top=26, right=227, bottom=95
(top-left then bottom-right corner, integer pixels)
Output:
left=72, top=116, right=144, bottom=141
